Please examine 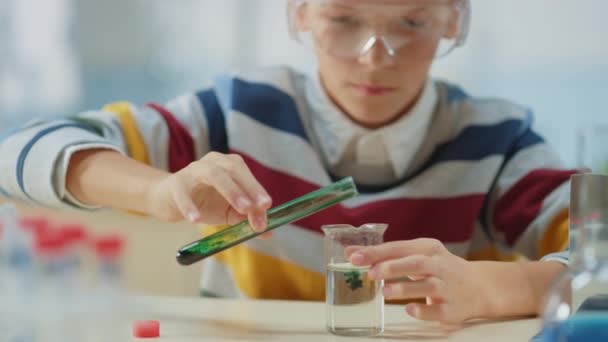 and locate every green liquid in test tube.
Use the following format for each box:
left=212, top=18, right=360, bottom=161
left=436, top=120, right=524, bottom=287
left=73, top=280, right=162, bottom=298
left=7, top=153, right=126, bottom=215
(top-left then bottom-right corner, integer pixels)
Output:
left=176, top=177, right=358, bottom=266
